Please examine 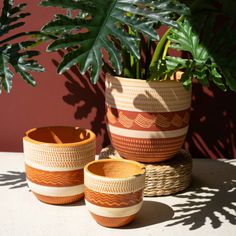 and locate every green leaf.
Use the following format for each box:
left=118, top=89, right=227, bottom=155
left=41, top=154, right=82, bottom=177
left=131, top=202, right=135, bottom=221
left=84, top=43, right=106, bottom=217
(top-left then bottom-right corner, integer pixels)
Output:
left=187, top=1, right=236, bottom=92
left=41, top=0, right=190, bottom=83
left=0, top=1, right=44, bottom=93
left=165, top=18, right=233, bottom=90
left=42, top=14, right=84, bottom=34
left=0, top=1, right=30, bottom=37
left=41, top=0, right=94, bottom=12
left=0, top=53, right=14, bottom=93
